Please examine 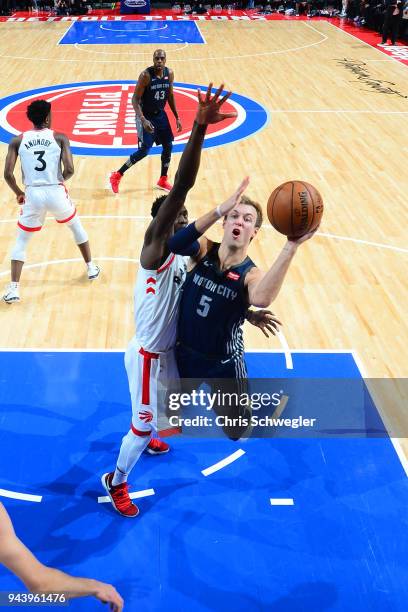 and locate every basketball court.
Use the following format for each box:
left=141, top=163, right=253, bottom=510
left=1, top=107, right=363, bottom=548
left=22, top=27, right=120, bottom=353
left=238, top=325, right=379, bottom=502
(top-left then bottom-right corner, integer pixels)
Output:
left=0, top=10, right=407, bottom=611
